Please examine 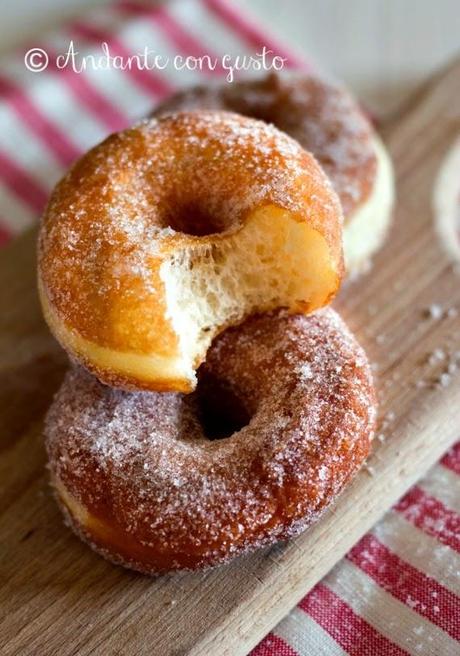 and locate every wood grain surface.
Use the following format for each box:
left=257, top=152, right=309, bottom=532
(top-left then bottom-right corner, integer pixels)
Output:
left=1, top=58, right=460, bottom=656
